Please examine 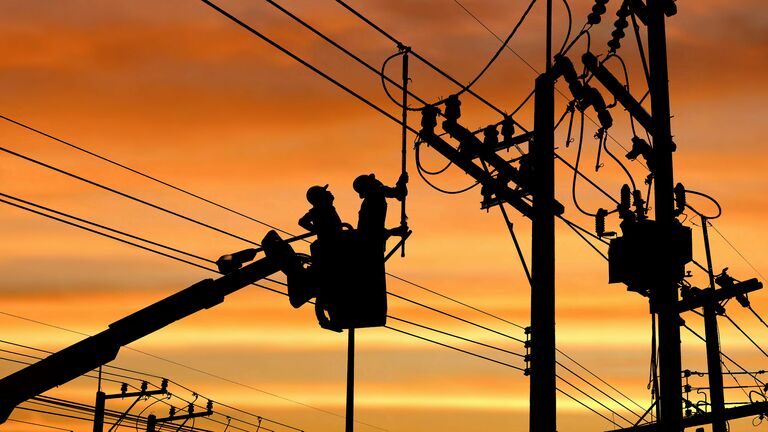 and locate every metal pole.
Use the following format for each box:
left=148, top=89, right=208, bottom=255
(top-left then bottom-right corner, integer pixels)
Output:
left=647, top=0, right=682, bottom=430
left=345, top=328, right=355, bottom=432
left=701, top=216, right=726, bottom=432
left=92, top=391, right=105, bottom=432
left=529, top=1, right=556, bottom=429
